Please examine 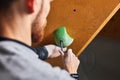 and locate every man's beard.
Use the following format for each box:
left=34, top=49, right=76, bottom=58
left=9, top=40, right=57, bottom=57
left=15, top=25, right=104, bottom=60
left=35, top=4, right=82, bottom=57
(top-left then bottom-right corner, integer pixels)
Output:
left=31, top=14, right=47, bottom=46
